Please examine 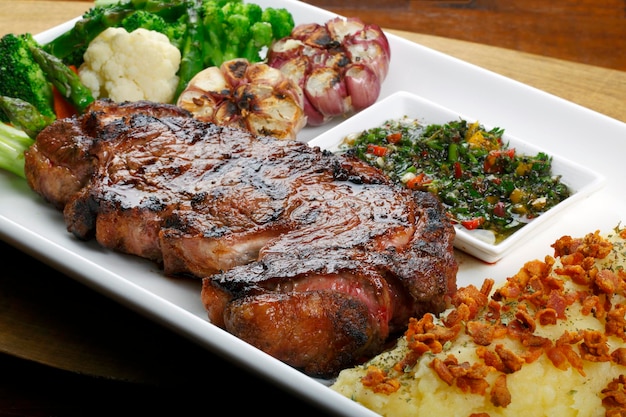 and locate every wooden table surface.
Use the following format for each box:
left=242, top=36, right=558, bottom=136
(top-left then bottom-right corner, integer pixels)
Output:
left=303, top=0, right=626, bottom=72
left=1, top=1, right=625, bottom=415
